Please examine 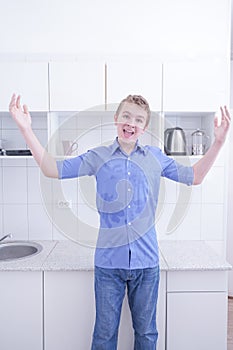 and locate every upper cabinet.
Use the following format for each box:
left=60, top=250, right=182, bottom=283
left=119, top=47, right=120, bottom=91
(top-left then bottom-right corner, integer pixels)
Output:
left=163, top=60, right=230, bottom=112
left=49, top=61, right=105, bottom=111
left=0, top=62, right=49, bottom=111
left=106, top=60, right=162, bottom=112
